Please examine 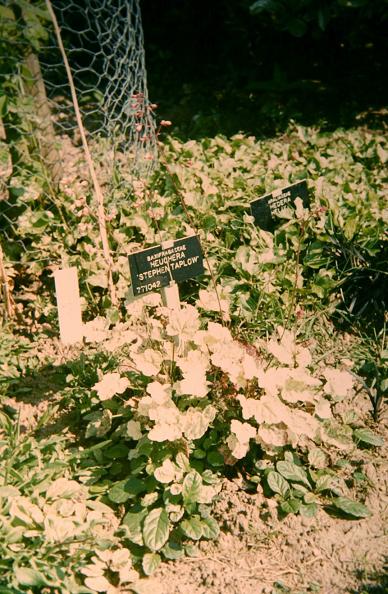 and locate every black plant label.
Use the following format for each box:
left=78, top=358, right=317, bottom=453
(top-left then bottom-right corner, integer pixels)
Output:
left=128, top=235, right=204, bottom=296
left=250, top=180, right=309, bottom=231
